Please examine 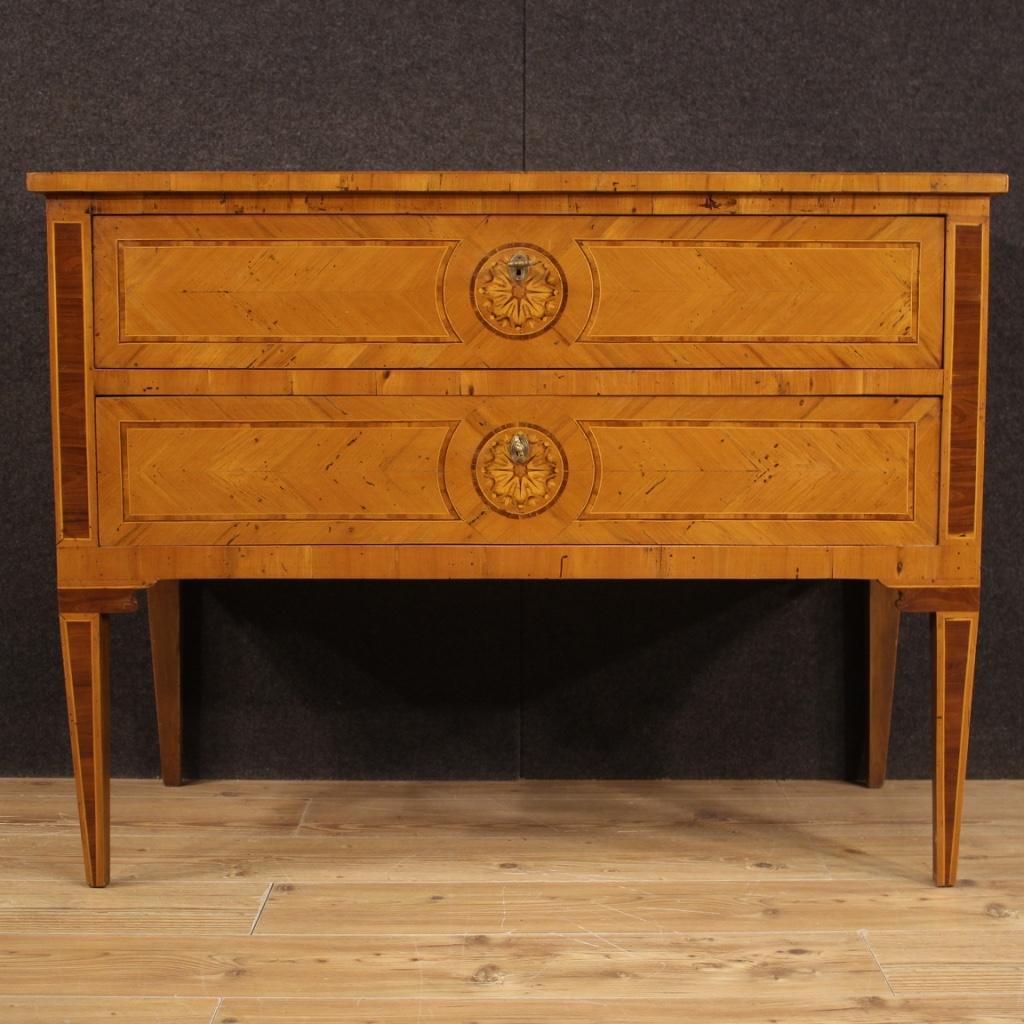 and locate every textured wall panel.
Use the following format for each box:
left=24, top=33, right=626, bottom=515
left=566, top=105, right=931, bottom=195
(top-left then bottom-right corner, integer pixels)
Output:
left=1, top=0, right=1020, bottom=778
